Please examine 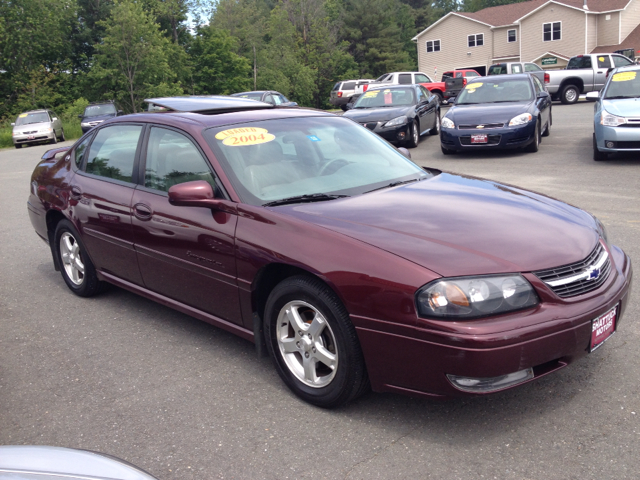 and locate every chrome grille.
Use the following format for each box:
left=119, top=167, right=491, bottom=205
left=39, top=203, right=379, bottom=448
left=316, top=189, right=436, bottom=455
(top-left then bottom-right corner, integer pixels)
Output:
left=458, top=123, right=504, bottom=129
left=534, top=243, right=611, bottom=298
